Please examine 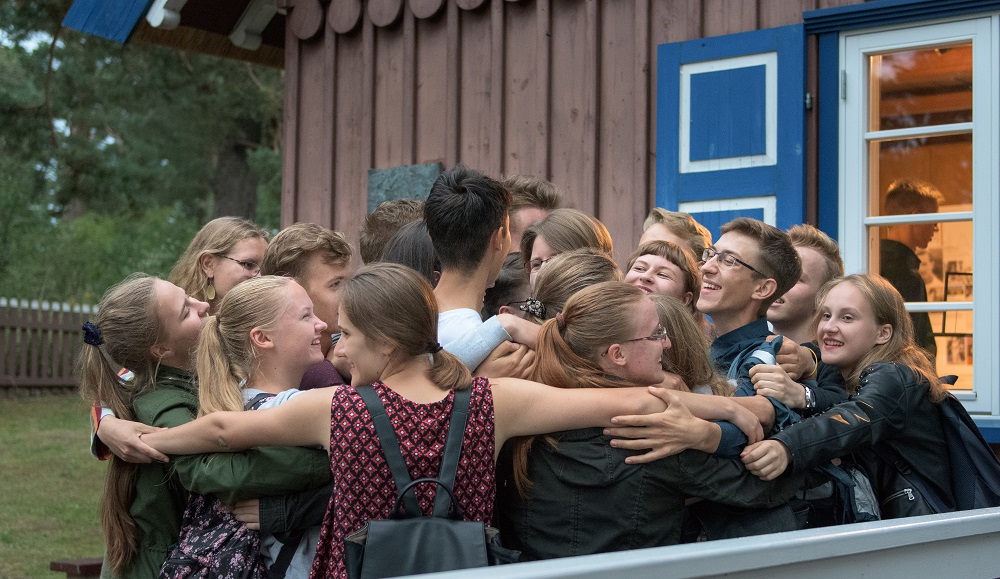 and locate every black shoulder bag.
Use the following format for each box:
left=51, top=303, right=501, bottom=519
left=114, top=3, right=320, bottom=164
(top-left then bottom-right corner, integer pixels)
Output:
left=344, top=385, right=519, bottom=579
